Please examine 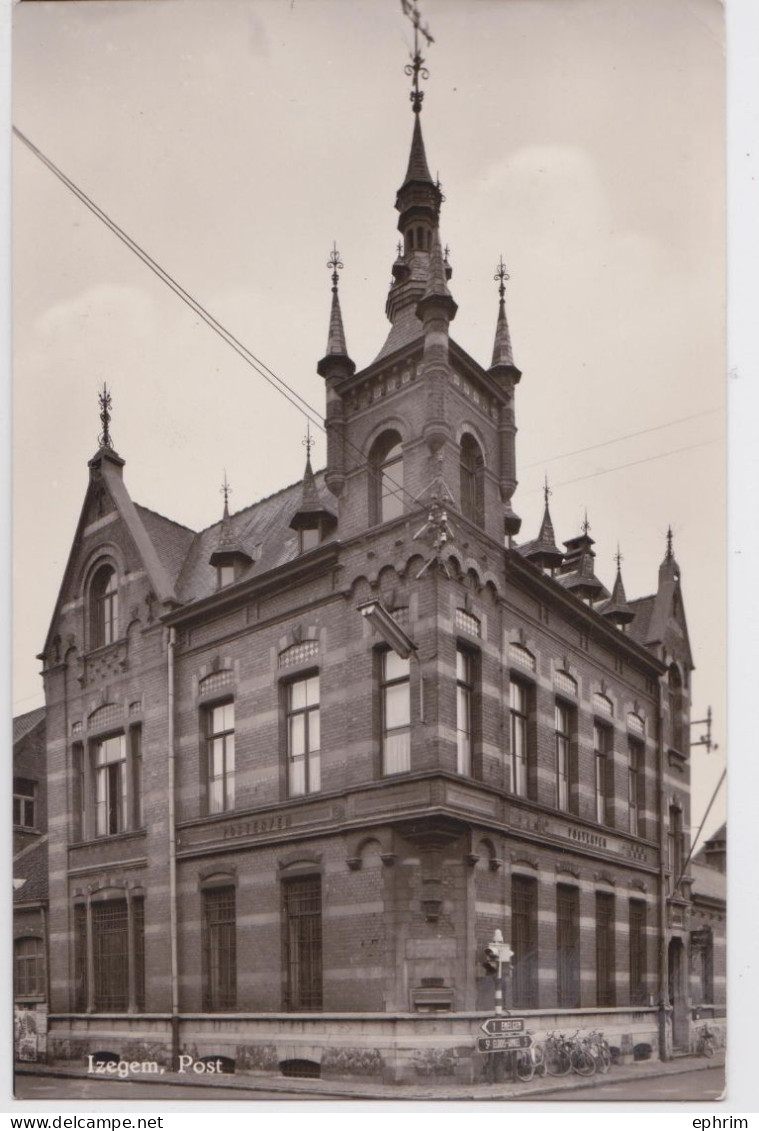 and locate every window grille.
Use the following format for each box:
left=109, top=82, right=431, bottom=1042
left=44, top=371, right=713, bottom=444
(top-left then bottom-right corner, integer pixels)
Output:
left=629, top=900, right=647, bottom=1005
left=133, top=897, right=145, bottom=1011
left=129, top=700, right=142, bottom=717
left=509, top=643, right=536, bottom=673
left=627, top=712, right=645, bottom=737
left=556, top=885, right=580, bottom=1008
left=593, top=692, right=614, bottom=718
left=199, top=669, right=234, bottom=696
left=511, top=876, right=538, bottom=1008
left=455, top=608, right=481, bottom=637
left=89, top=703, right=123, bottom=731
left=595, top=892, right=616, bottom=1007
left=554, top=670, right=577, bottom=697
left=283, top=876, right=323, bottom=1011
left=72, top=720, right=83, bottom=735
left=279, top=640, right=319, bottom=669
left=92, top=899, right=129, bottom=1011
left=202, top=887, right=237, bottom=1011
